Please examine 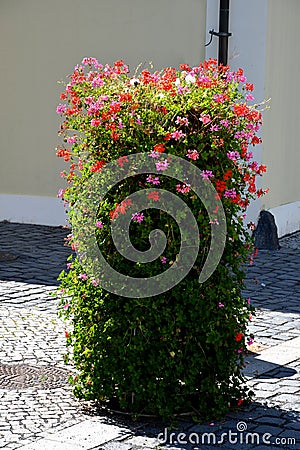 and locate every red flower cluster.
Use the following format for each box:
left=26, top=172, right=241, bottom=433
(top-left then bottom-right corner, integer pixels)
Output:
left=91, top=160, right=106, bottom=173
